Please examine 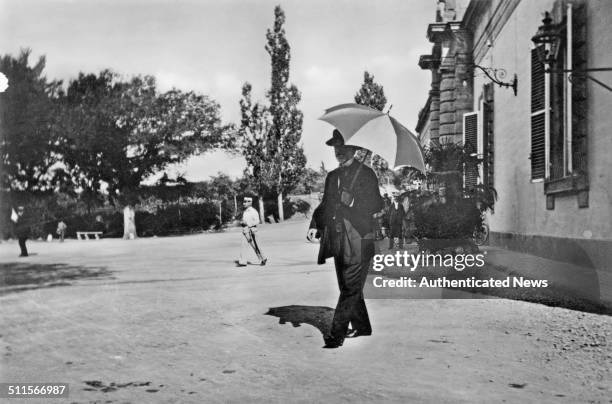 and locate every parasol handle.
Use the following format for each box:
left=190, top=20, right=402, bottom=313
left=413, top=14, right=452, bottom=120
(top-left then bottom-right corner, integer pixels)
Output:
left=361, top=149, right=371, bottom=164
left=345, top=149, right=371, bottom=193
